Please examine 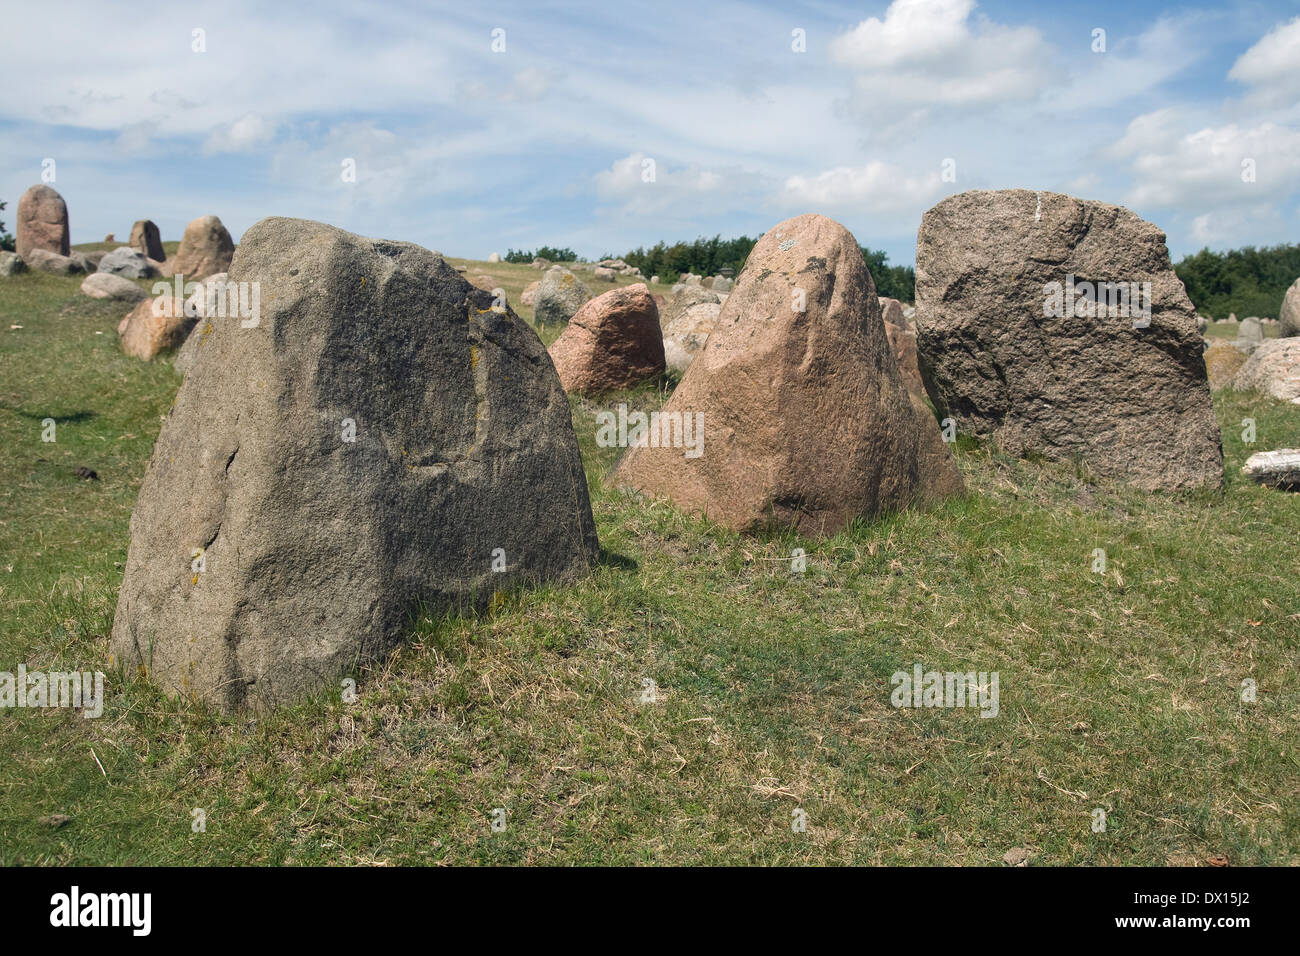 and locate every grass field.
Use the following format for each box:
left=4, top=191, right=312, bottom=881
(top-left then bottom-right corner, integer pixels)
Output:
left=1, top=254, right=1297, bottom=866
